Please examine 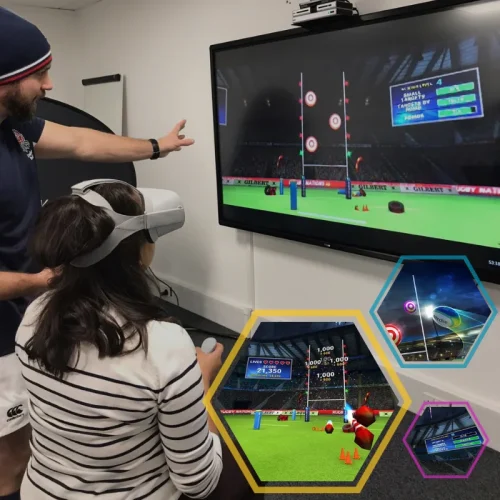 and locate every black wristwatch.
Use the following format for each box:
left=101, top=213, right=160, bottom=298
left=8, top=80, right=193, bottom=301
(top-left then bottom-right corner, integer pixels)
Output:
left=149, top=139, right=160, bottom=160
